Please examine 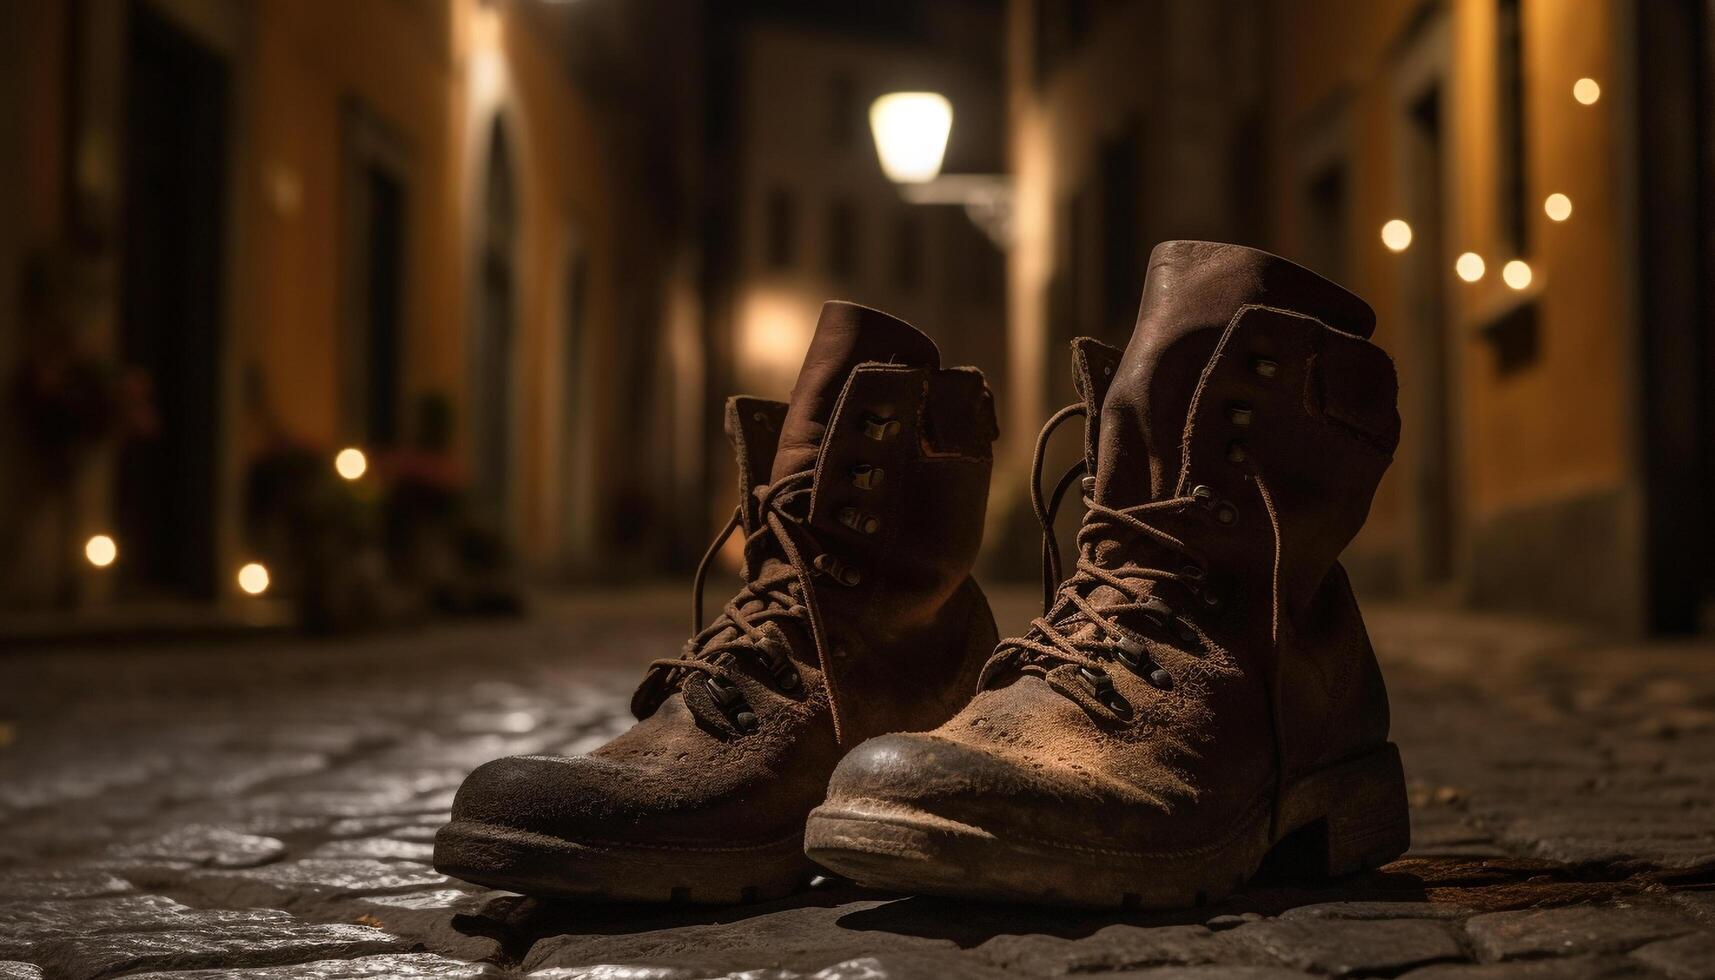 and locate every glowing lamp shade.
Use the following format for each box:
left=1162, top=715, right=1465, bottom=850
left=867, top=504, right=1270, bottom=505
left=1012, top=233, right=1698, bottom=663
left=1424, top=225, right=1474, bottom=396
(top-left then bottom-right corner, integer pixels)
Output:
left=237, top=562, right=271, bottom=596
left=335, top=447, right=368, bottom=481
left=1380, top=219, right=1413, bottom=253
left=85, top=534, right=118, bottom=568
left=1502, top=259, right=1533, bottom=290
left=1455, top=252, right=1486, bottom=283
left=869, top=92, right=953, bottom=184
